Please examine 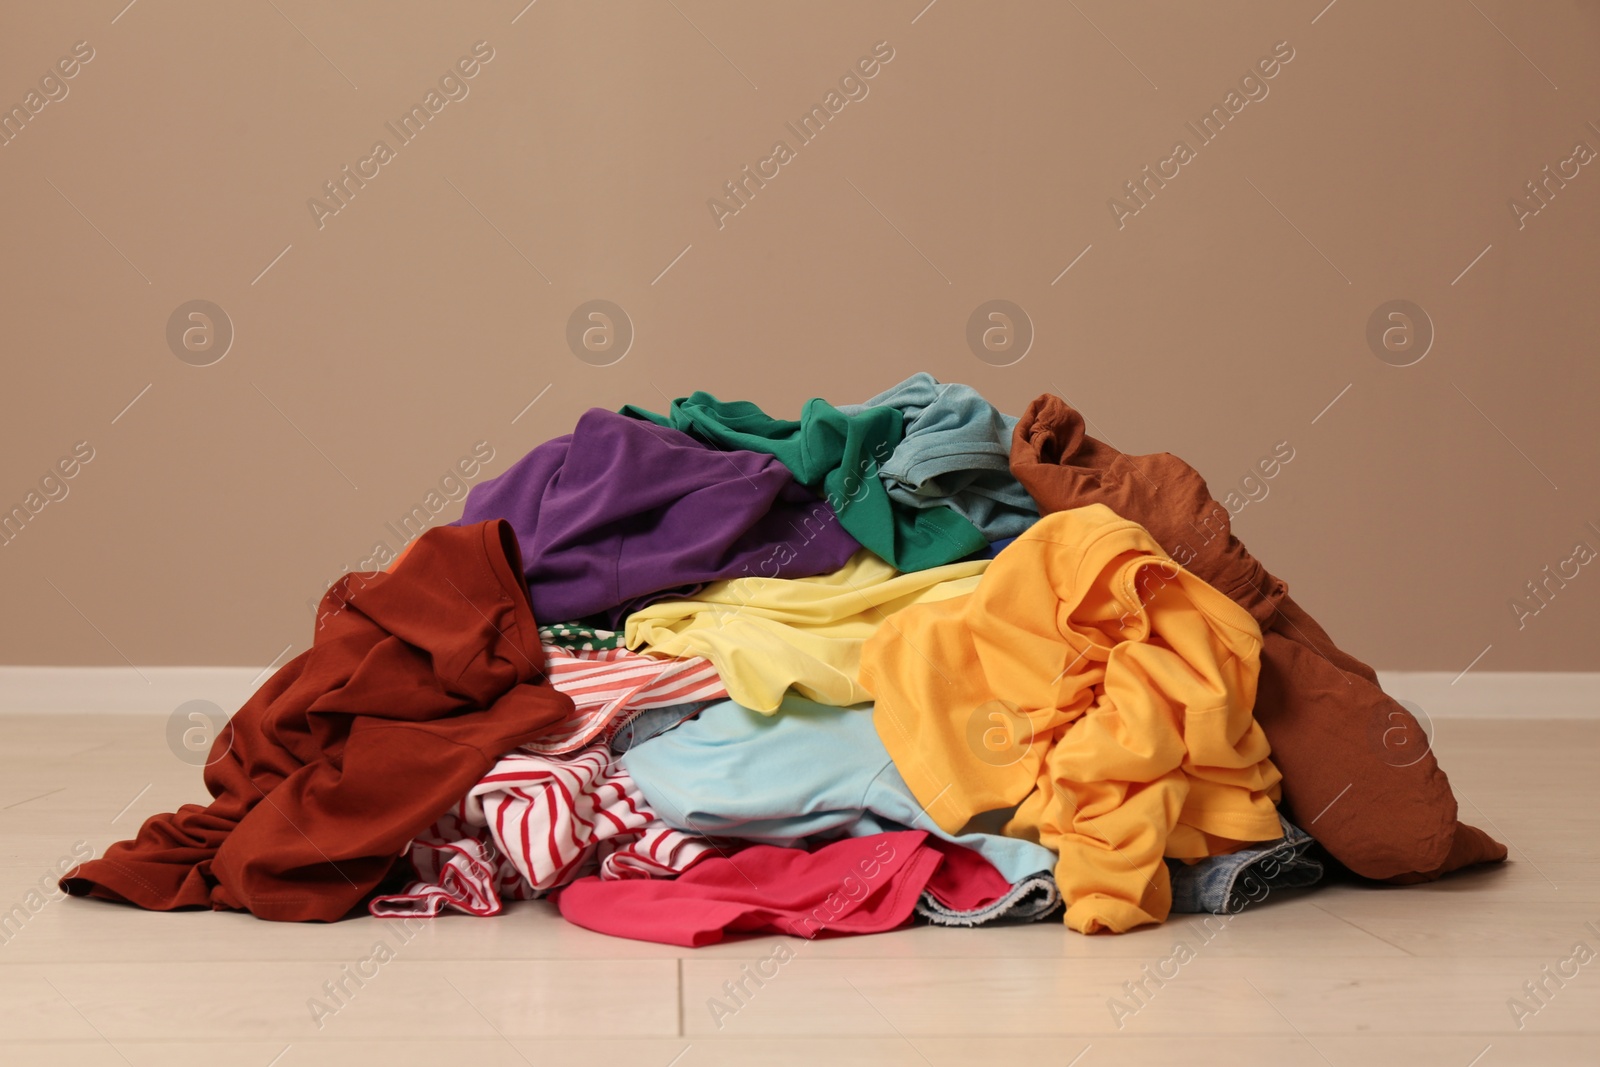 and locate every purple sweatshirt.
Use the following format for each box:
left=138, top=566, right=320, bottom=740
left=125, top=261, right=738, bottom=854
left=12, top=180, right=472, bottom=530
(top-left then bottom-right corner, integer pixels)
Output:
left=458, top=408, right=861, bottom=625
